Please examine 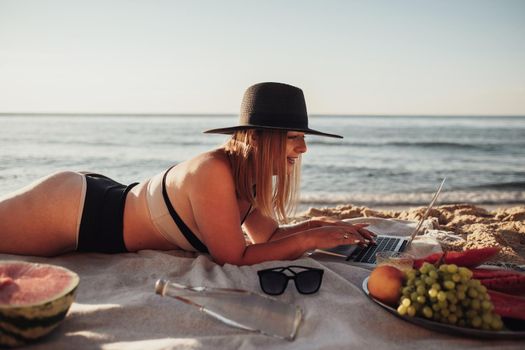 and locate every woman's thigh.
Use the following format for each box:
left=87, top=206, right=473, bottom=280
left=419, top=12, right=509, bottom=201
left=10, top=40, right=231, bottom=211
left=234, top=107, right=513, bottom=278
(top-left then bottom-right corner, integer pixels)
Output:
left=0, top=171, right=85, bottom=256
